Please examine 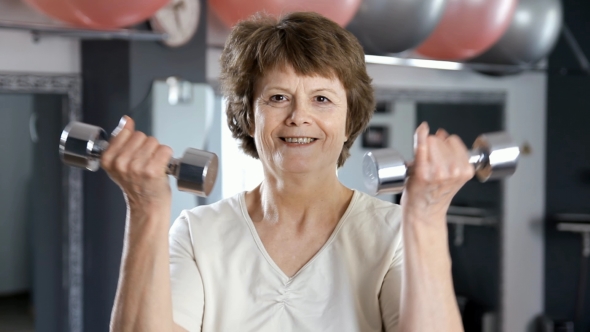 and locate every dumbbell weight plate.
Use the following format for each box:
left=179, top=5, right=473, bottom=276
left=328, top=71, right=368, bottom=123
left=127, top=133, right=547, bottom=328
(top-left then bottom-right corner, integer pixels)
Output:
left=363, top=149, right=407, bottom=196
left=59, top=121, right=108, bottom=172
left=173, top=148, right=219, bottom=196
left=473, top=132, right=519, bottom=181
